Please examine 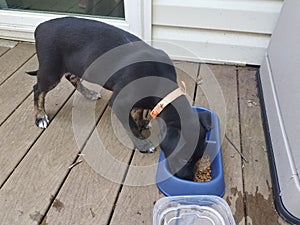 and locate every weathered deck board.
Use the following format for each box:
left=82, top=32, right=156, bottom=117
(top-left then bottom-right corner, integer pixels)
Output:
left=194, top=64, right=209, bottom=108
left=44, top=159, right=124, bottom=225
left=0, top=55, right=37, bottom=125
left=195, top=64, right=245, bottom=224
left=238, top=67, right=288, bottom=225
left=0, top=79, right=74, bottom=186
left=174, top=60, right=198, bottom=103
left=44, top=101, right=133, bottom=225
left=0, top=89, right=108, bottom=225
left=0, top=43, right=35, bottom=85
left=109, top=151, right=162, bottom=225
left=0, top=46, right=9, bottom=57
left=0, top=39, right=18, bottom=49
